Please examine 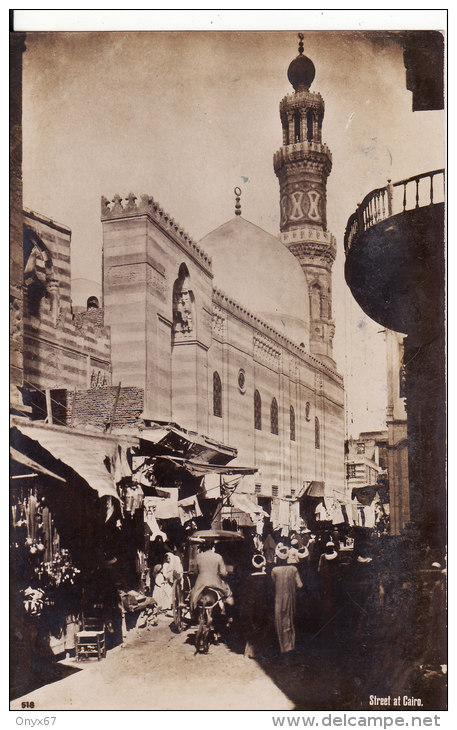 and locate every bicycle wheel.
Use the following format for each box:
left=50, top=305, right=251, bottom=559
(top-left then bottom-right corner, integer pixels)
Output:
left=172, top=580, right=183, bottom=632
